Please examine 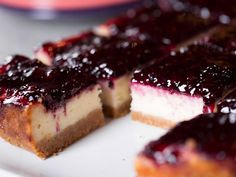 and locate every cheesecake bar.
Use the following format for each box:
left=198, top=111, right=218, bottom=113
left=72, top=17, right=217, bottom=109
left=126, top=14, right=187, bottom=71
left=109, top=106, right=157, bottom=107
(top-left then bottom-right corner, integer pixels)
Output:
left=97, top=4, right=218, bottom=45
left=0, top=55, right=104, bottom=158
left=131, top=44, right=236, bottom=128
left=136, top=113, right=236, bottom=177
left=36, top=5, right=217, bottom=118
left=36, top=32, right=158, bottom=118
